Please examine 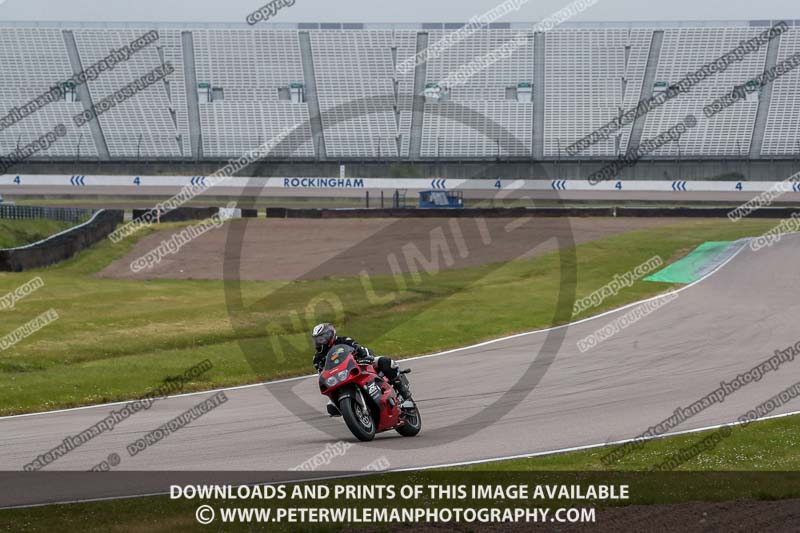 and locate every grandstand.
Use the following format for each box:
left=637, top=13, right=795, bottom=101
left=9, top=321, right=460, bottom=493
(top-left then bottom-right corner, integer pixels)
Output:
left=422, top=28, right=533, bottom=157
left=193, top=28, right=315, bottom=158
left=544, top=28, right=651, bottom=157
left=762, top=28, right=800, bottom=156
left=73, top=28, right=191, bottom=158
left=0, top=28, right=99, bottom=158
left=311, top=30, right=415, bottom=158
left=638, top=27, right=768, bottom=157
left=0, top=20, right=797, bottom=163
